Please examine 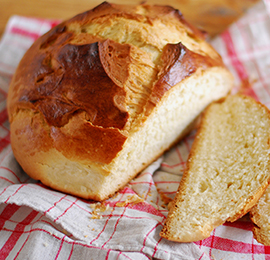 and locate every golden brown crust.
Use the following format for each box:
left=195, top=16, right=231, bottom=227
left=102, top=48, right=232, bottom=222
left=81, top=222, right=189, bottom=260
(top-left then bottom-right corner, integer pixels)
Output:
left=68, top=1, right=206, bottom=39
left=8, top=1, right=224, bottom=165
